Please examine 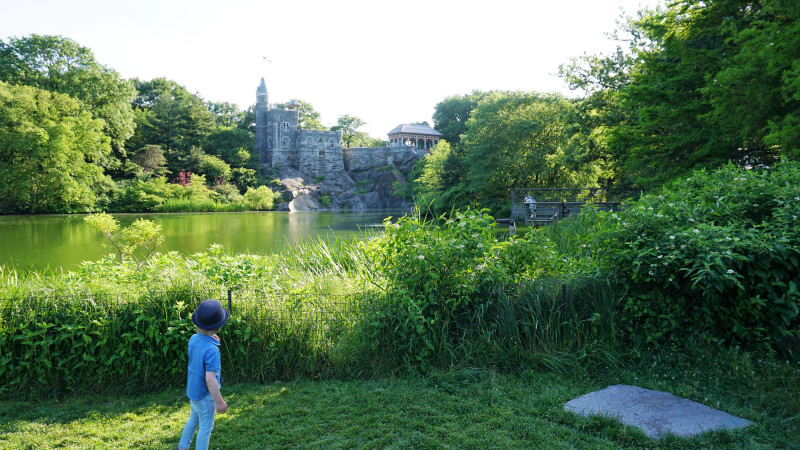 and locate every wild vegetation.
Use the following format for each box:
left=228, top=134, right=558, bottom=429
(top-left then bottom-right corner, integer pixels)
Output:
left=2, top=161, right=797, bottom=400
